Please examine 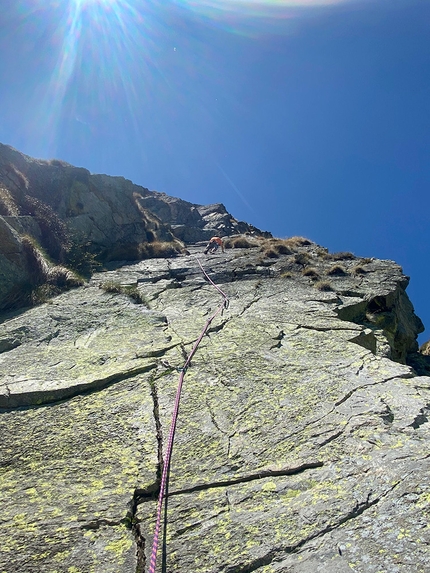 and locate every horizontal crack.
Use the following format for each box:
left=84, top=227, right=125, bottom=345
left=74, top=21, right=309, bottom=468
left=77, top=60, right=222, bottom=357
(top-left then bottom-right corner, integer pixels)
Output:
left=168, top=461, right=324, bottom=497
left=297, top=324, right=360, bottom=333
left=81, top=517, right=126, bottom=530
